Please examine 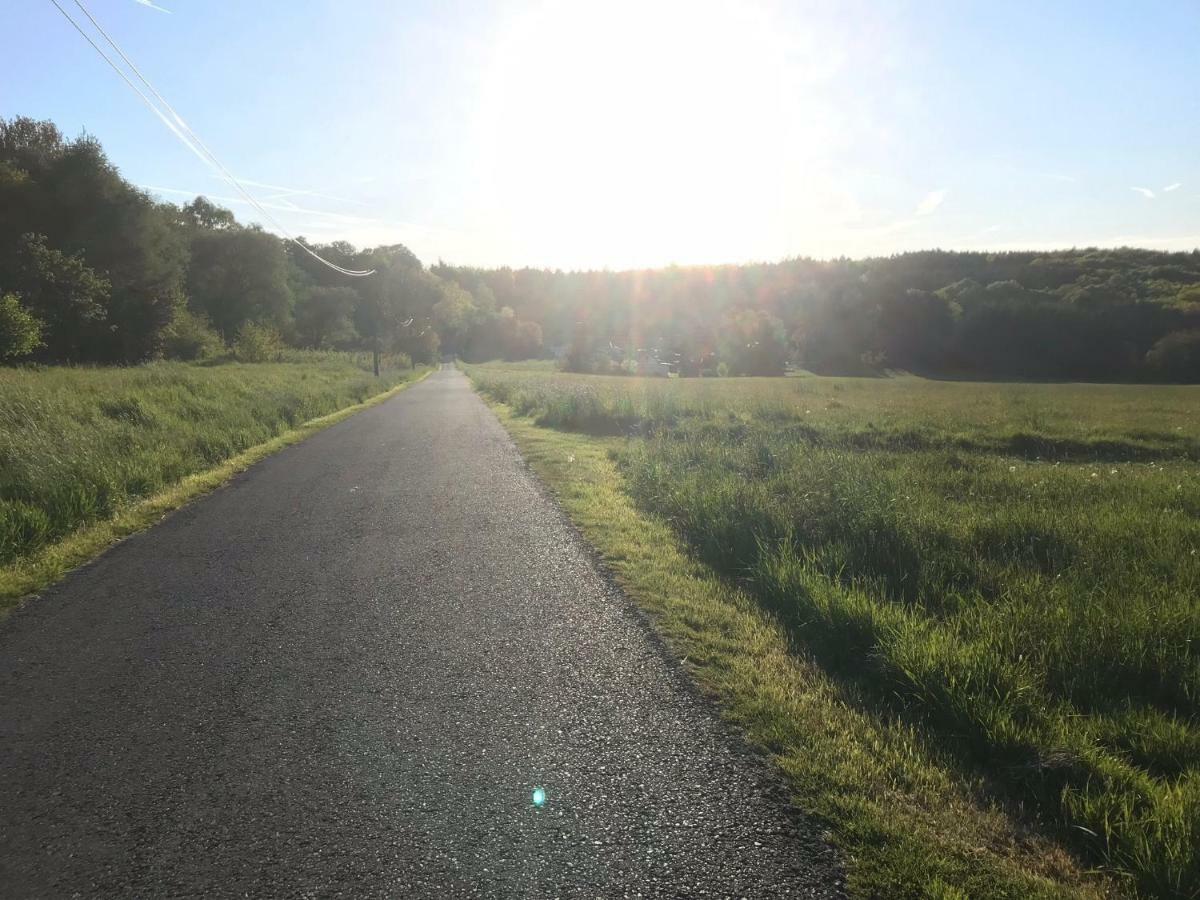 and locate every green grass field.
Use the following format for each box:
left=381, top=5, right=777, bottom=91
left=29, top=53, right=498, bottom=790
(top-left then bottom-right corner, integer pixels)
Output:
left=0, top=355, right=425, bottom=594
left=466, top=363, right=1199, bottom=899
